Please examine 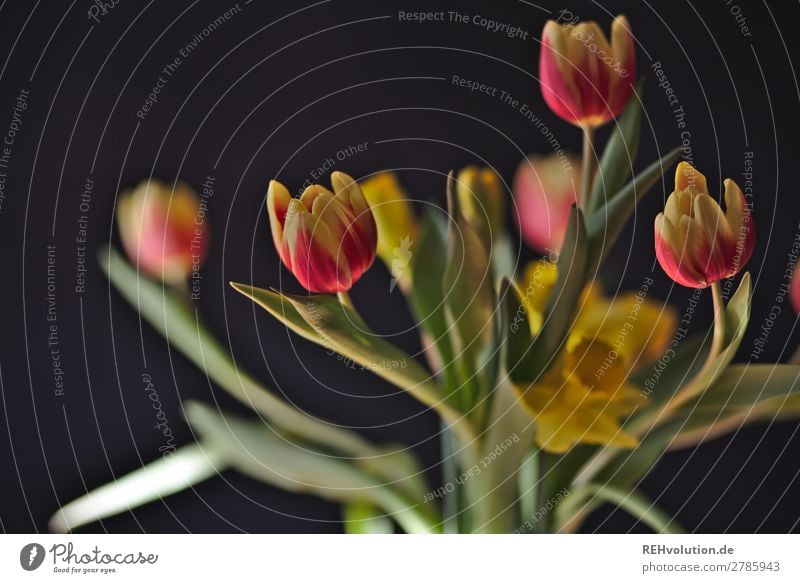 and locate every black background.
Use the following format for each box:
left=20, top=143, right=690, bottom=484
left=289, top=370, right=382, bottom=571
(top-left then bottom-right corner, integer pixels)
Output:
left=0, top=0, right=799, bottom=533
